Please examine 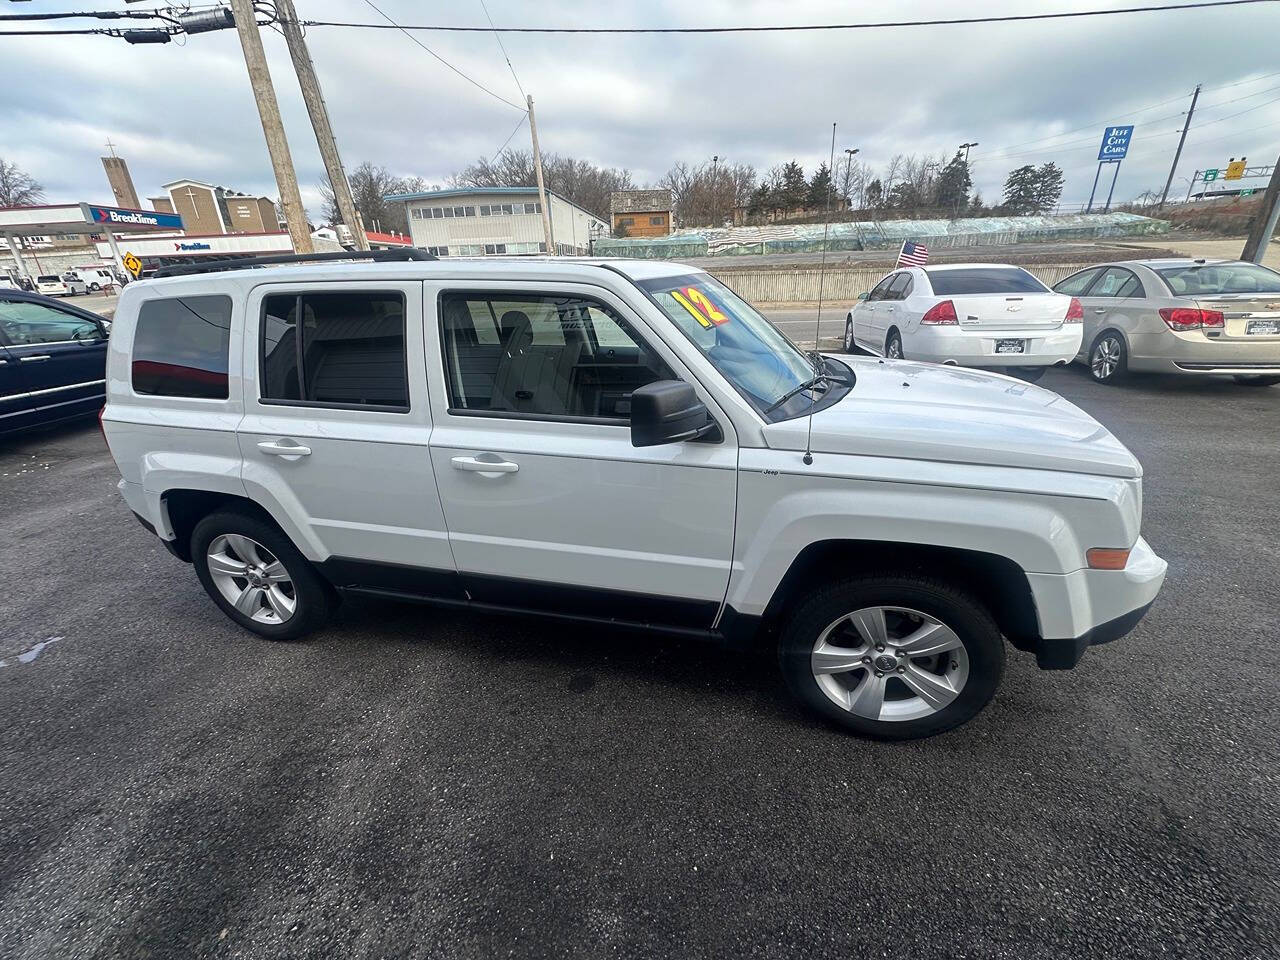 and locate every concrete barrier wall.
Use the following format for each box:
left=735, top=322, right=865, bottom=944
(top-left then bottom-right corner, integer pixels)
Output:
left=707, top=262, right=1097, bottom=303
